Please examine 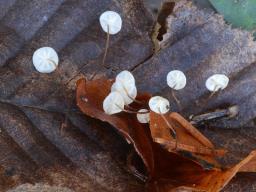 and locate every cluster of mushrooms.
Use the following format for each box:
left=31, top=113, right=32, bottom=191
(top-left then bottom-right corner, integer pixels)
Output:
left=31, top=10, right=229, bottom=124
left=103, top=70, right=229, bottom=124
